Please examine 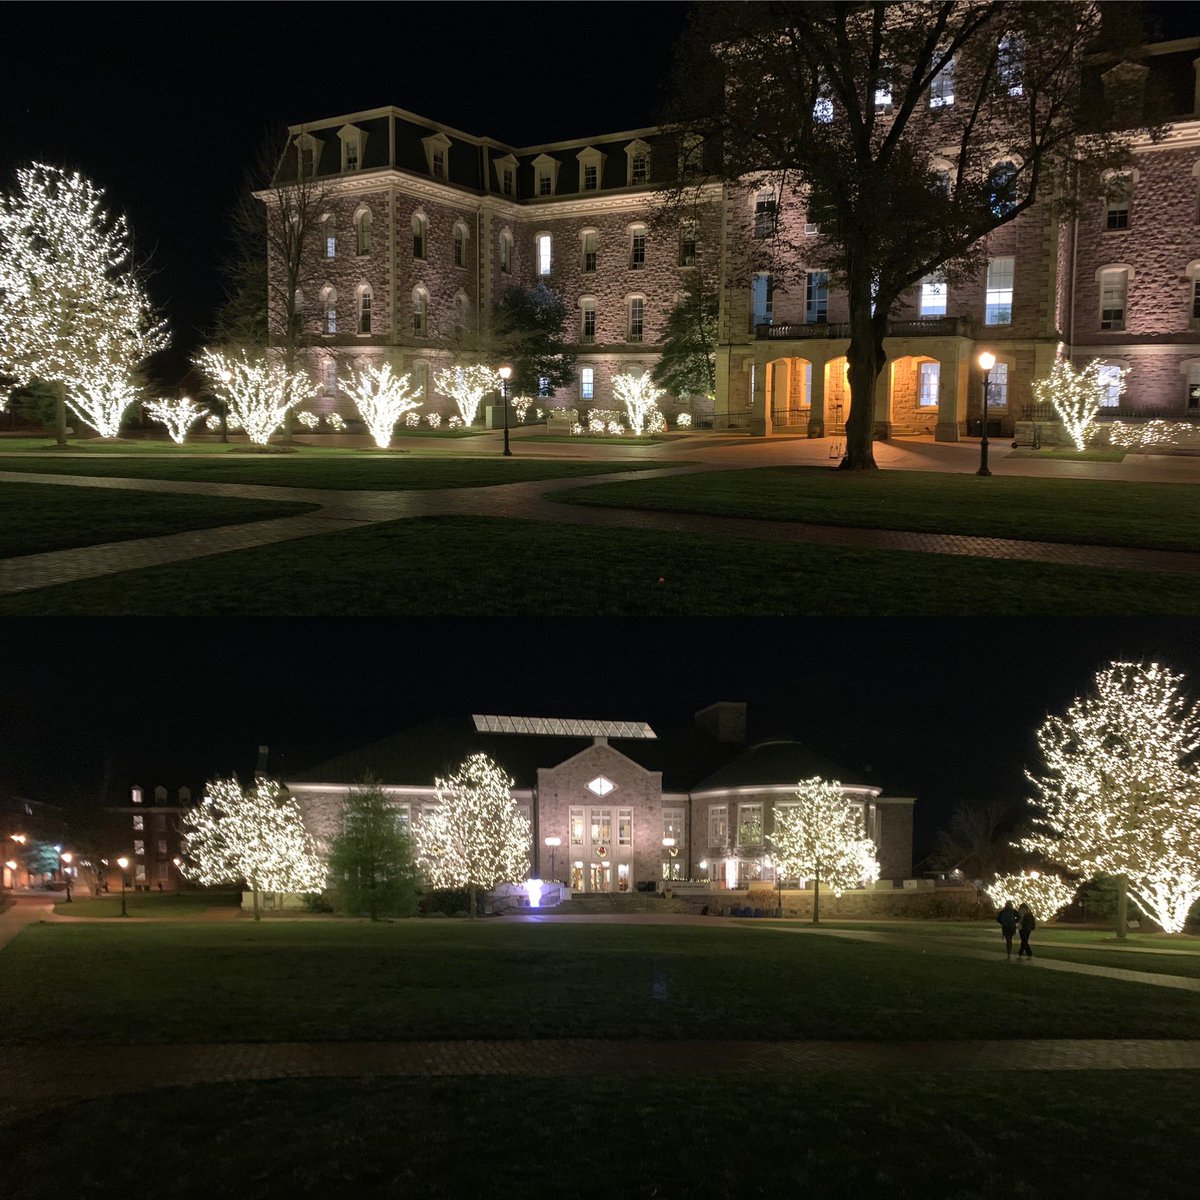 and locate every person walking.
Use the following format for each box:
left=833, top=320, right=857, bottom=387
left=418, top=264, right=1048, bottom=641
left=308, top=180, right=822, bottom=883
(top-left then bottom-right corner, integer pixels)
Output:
left=996, top=900, right=1019, bottom=959
left=1017, top=903, right=1036, bottom=958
